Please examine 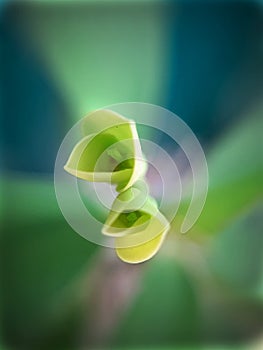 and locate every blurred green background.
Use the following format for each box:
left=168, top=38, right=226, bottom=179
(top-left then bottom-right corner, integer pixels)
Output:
left=1, top=1, right=263, bottom=349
